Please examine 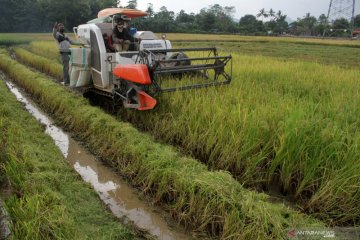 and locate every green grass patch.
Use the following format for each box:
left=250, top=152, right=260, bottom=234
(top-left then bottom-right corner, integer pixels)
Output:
left=0, top=49, right=325, bottom=239
left=0, top=77, right=136, bottom=239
